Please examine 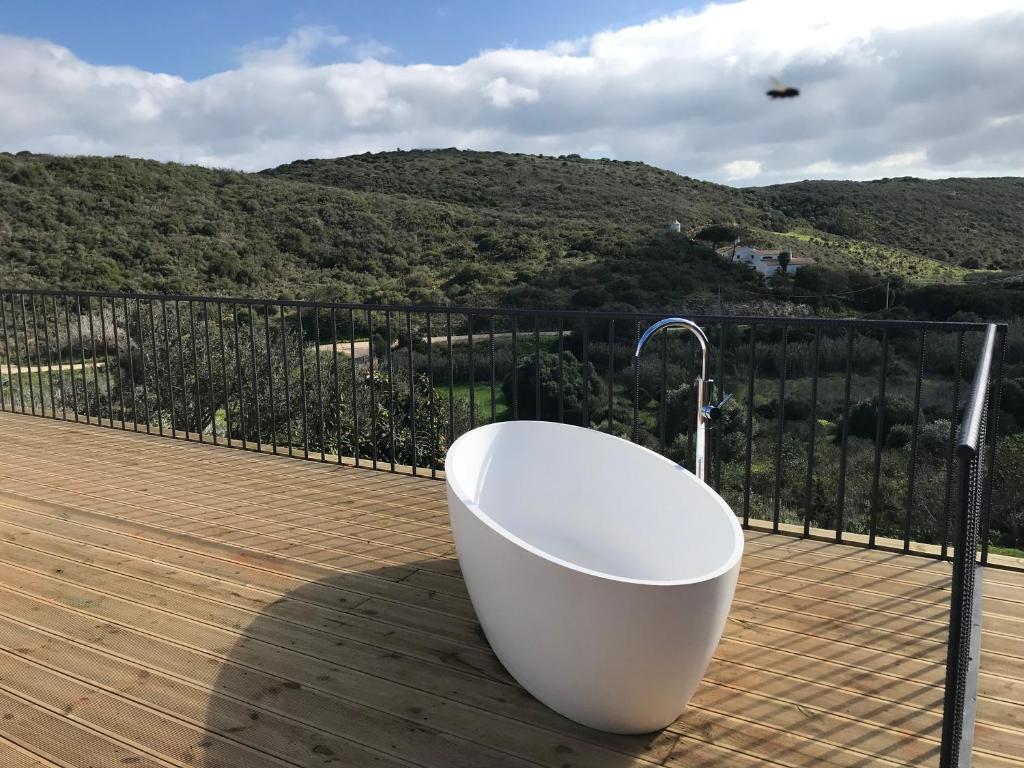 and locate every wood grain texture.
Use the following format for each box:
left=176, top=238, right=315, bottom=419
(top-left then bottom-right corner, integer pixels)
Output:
left=0, top=411, right=1021, bottom=767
